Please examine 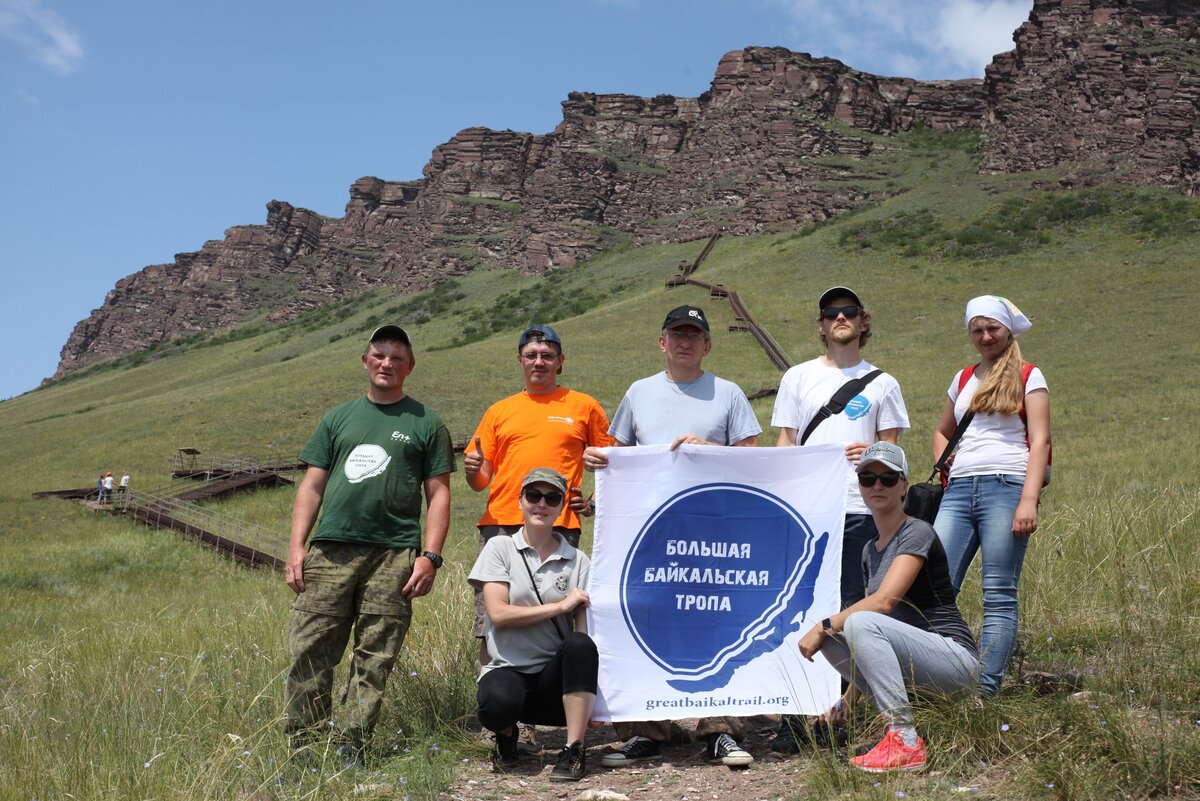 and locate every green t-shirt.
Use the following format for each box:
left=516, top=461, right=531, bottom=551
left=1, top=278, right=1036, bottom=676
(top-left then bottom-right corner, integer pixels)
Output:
left=300, top=395, right=455, bottom=549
